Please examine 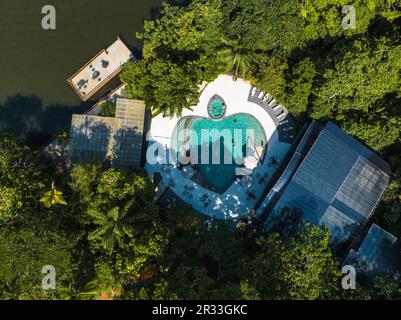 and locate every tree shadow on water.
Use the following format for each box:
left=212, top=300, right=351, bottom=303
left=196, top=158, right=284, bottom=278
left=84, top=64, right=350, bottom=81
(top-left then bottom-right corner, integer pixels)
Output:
left=0, top=94, right=86, bottom=146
